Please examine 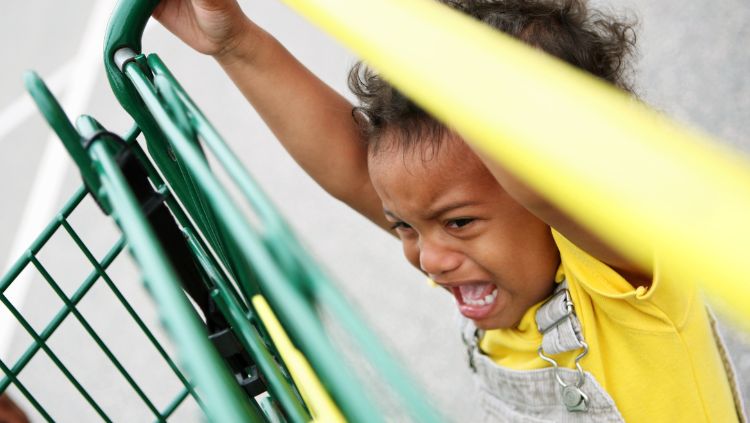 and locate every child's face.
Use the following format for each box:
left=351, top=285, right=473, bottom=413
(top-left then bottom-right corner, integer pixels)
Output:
left=368, top=133, right=560, bottom=329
